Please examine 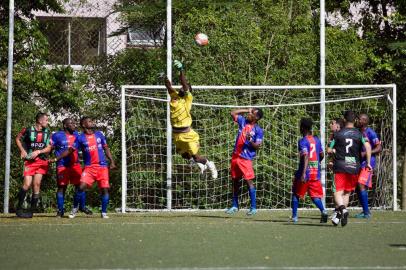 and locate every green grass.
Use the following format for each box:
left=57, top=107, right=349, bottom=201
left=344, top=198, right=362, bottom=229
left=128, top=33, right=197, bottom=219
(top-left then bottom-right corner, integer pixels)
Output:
left=1, top=210, right=406, bottom=270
